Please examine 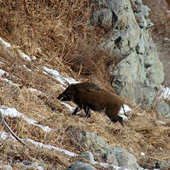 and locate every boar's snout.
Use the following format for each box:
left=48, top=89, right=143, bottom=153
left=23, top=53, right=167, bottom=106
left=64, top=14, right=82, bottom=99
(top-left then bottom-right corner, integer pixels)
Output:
left=57, top=93, right=72, bottom=101
left=57, top=94, right=63, bottom=100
